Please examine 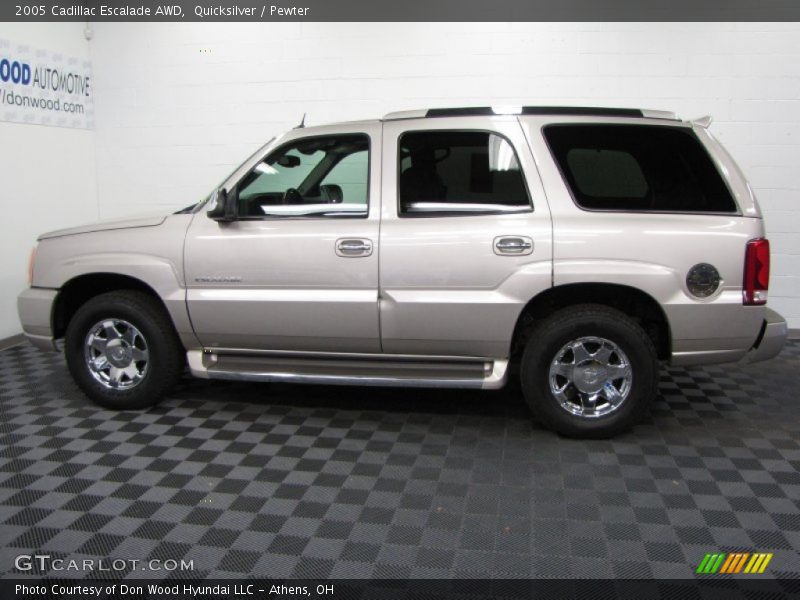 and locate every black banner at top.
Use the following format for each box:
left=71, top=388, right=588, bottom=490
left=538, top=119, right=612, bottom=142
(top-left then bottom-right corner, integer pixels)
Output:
left=3, top=0, right=800, bottom=22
